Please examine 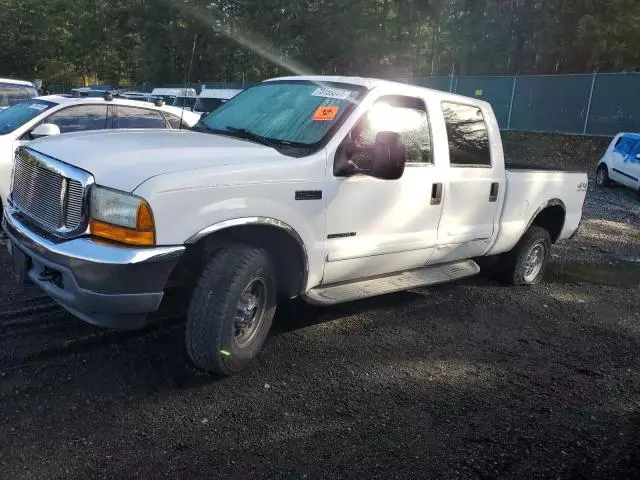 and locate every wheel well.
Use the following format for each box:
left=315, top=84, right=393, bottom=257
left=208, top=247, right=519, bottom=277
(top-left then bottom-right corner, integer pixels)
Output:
left=172, top=225, right=307, bottom=299
left=531, top=205, right=565, bottom=243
